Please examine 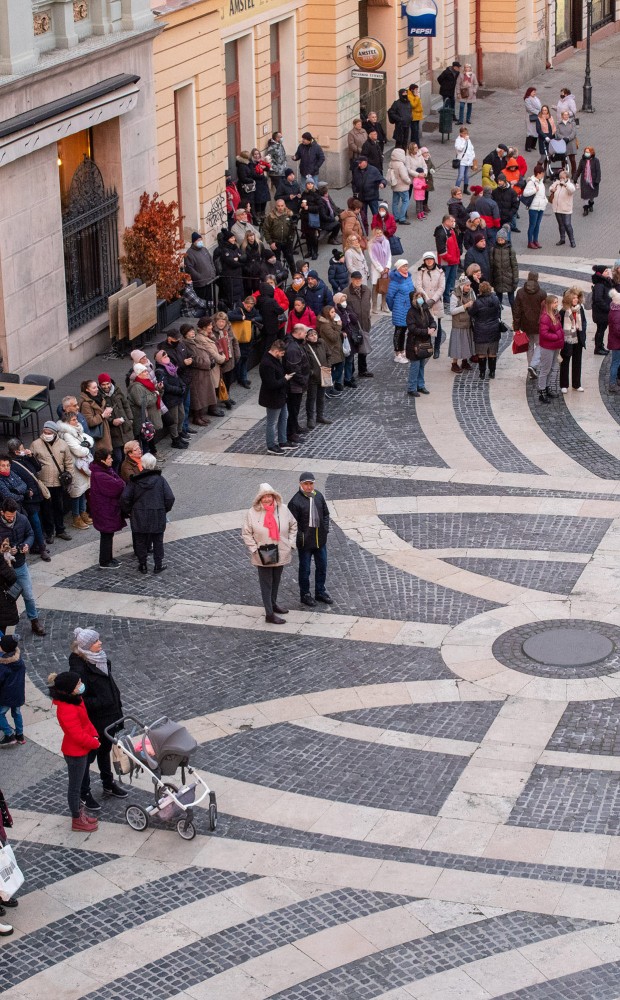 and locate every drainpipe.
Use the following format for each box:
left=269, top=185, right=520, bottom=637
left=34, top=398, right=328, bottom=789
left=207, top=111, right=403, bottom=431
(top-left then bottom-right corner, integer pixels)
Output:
left=475, top=0, right=484, bottom=85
